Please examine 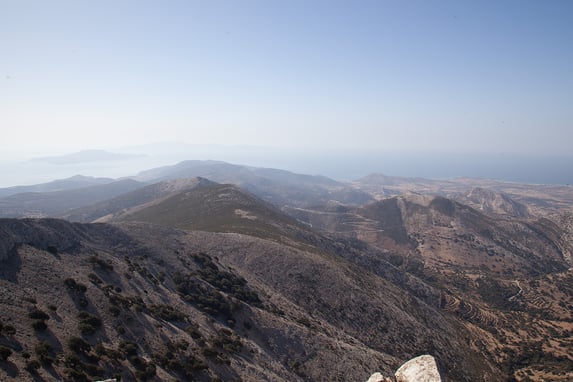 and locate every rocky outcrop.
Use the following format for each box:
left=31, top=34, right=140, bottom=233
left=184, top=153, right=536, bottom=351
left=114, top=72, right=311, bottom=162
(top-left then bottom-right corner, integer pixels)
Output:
left=0, top=218, right=139, bottom=261
left=455, top=187, right=530, bottom=218
left=367, top=355, right=442, bottom=382
left=0, top=218, right=83, bottom=260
